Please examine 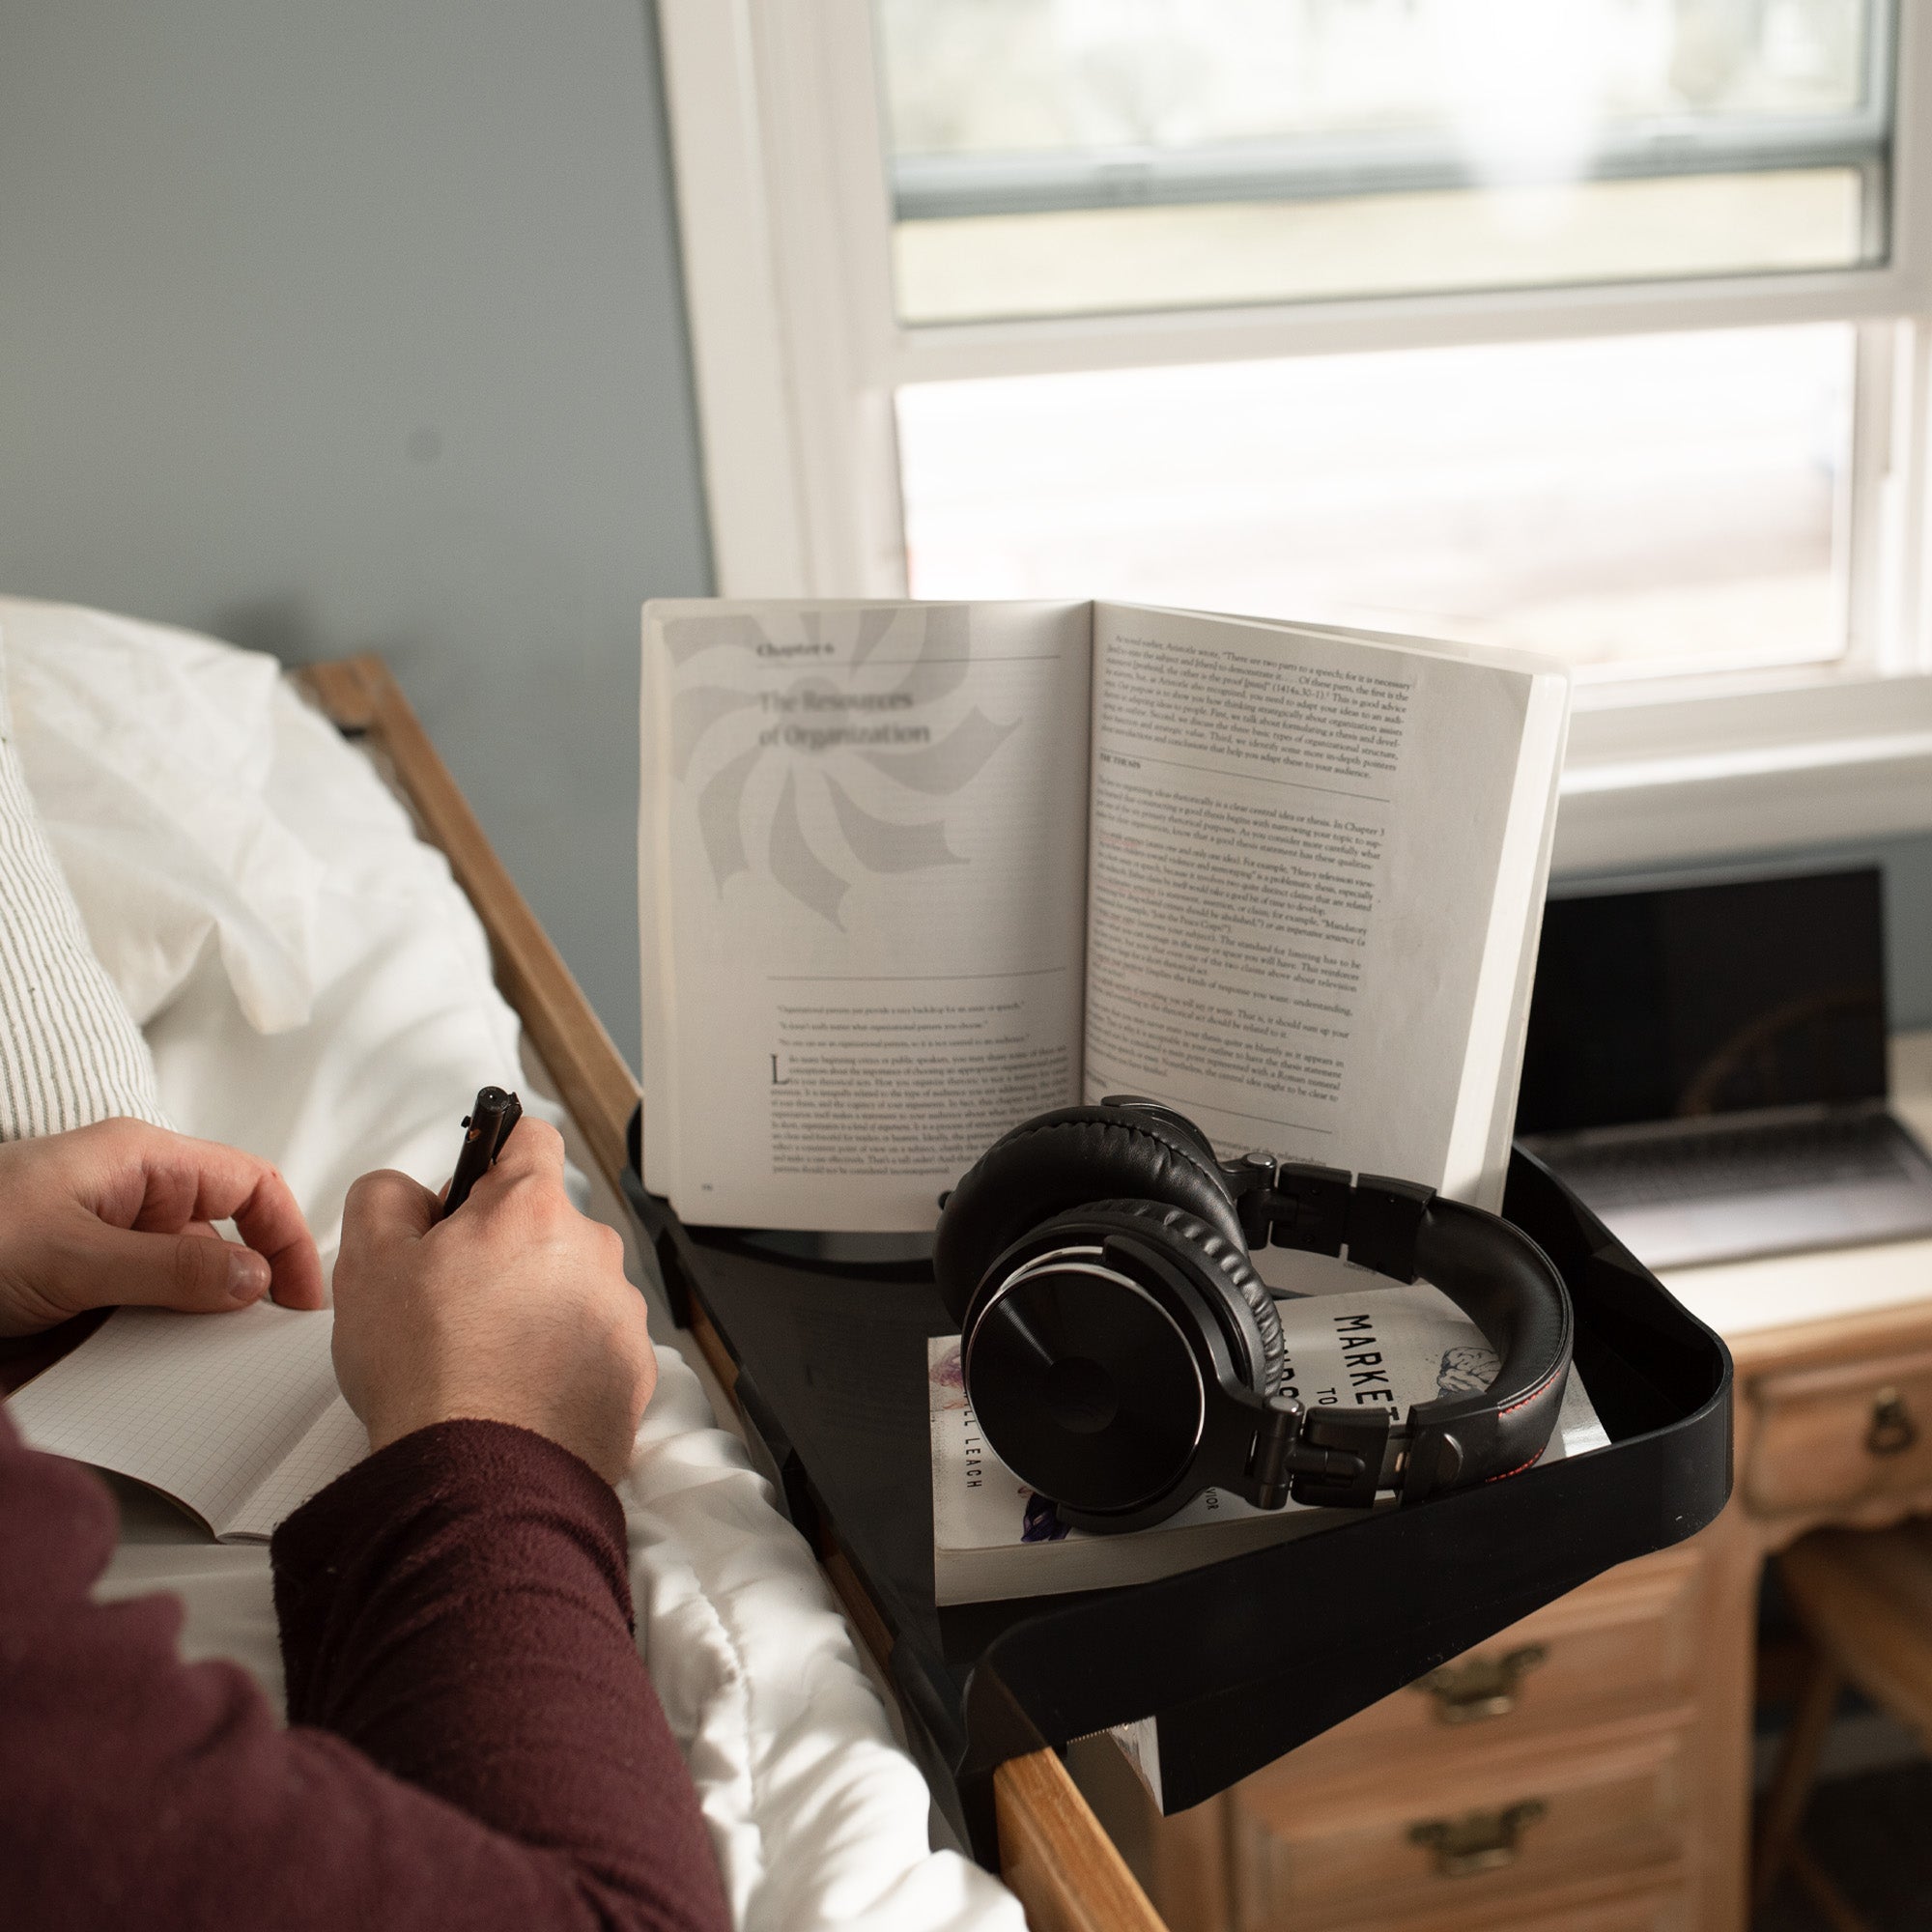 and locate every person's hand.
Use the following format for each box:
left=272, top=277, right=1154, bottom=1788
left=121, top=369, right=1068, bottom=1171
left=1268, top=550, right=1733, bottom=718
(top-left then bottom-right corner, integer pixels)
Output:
left=0, top=1119, right=325, bottom=1339
left=331, top=1119, right=655, bottom=1485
